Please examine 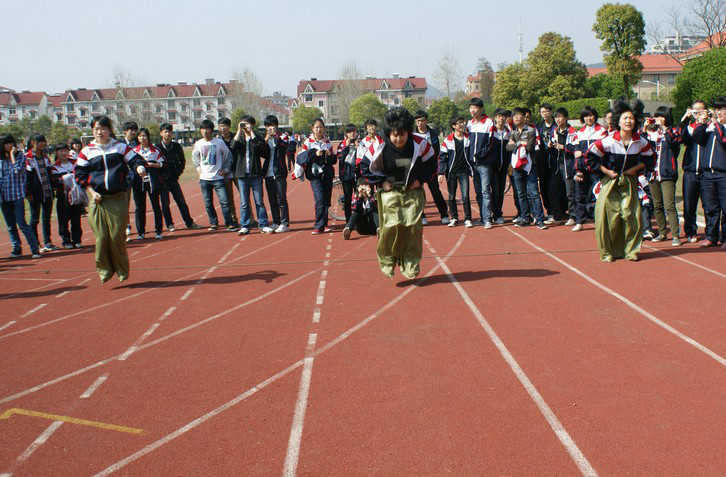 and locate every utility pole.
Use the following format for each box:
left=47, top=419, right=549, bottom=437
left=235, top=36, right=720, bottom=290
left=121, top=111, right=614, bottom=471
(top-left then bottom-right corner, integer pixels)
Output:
left=518, top=20, right=523, bottom=63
